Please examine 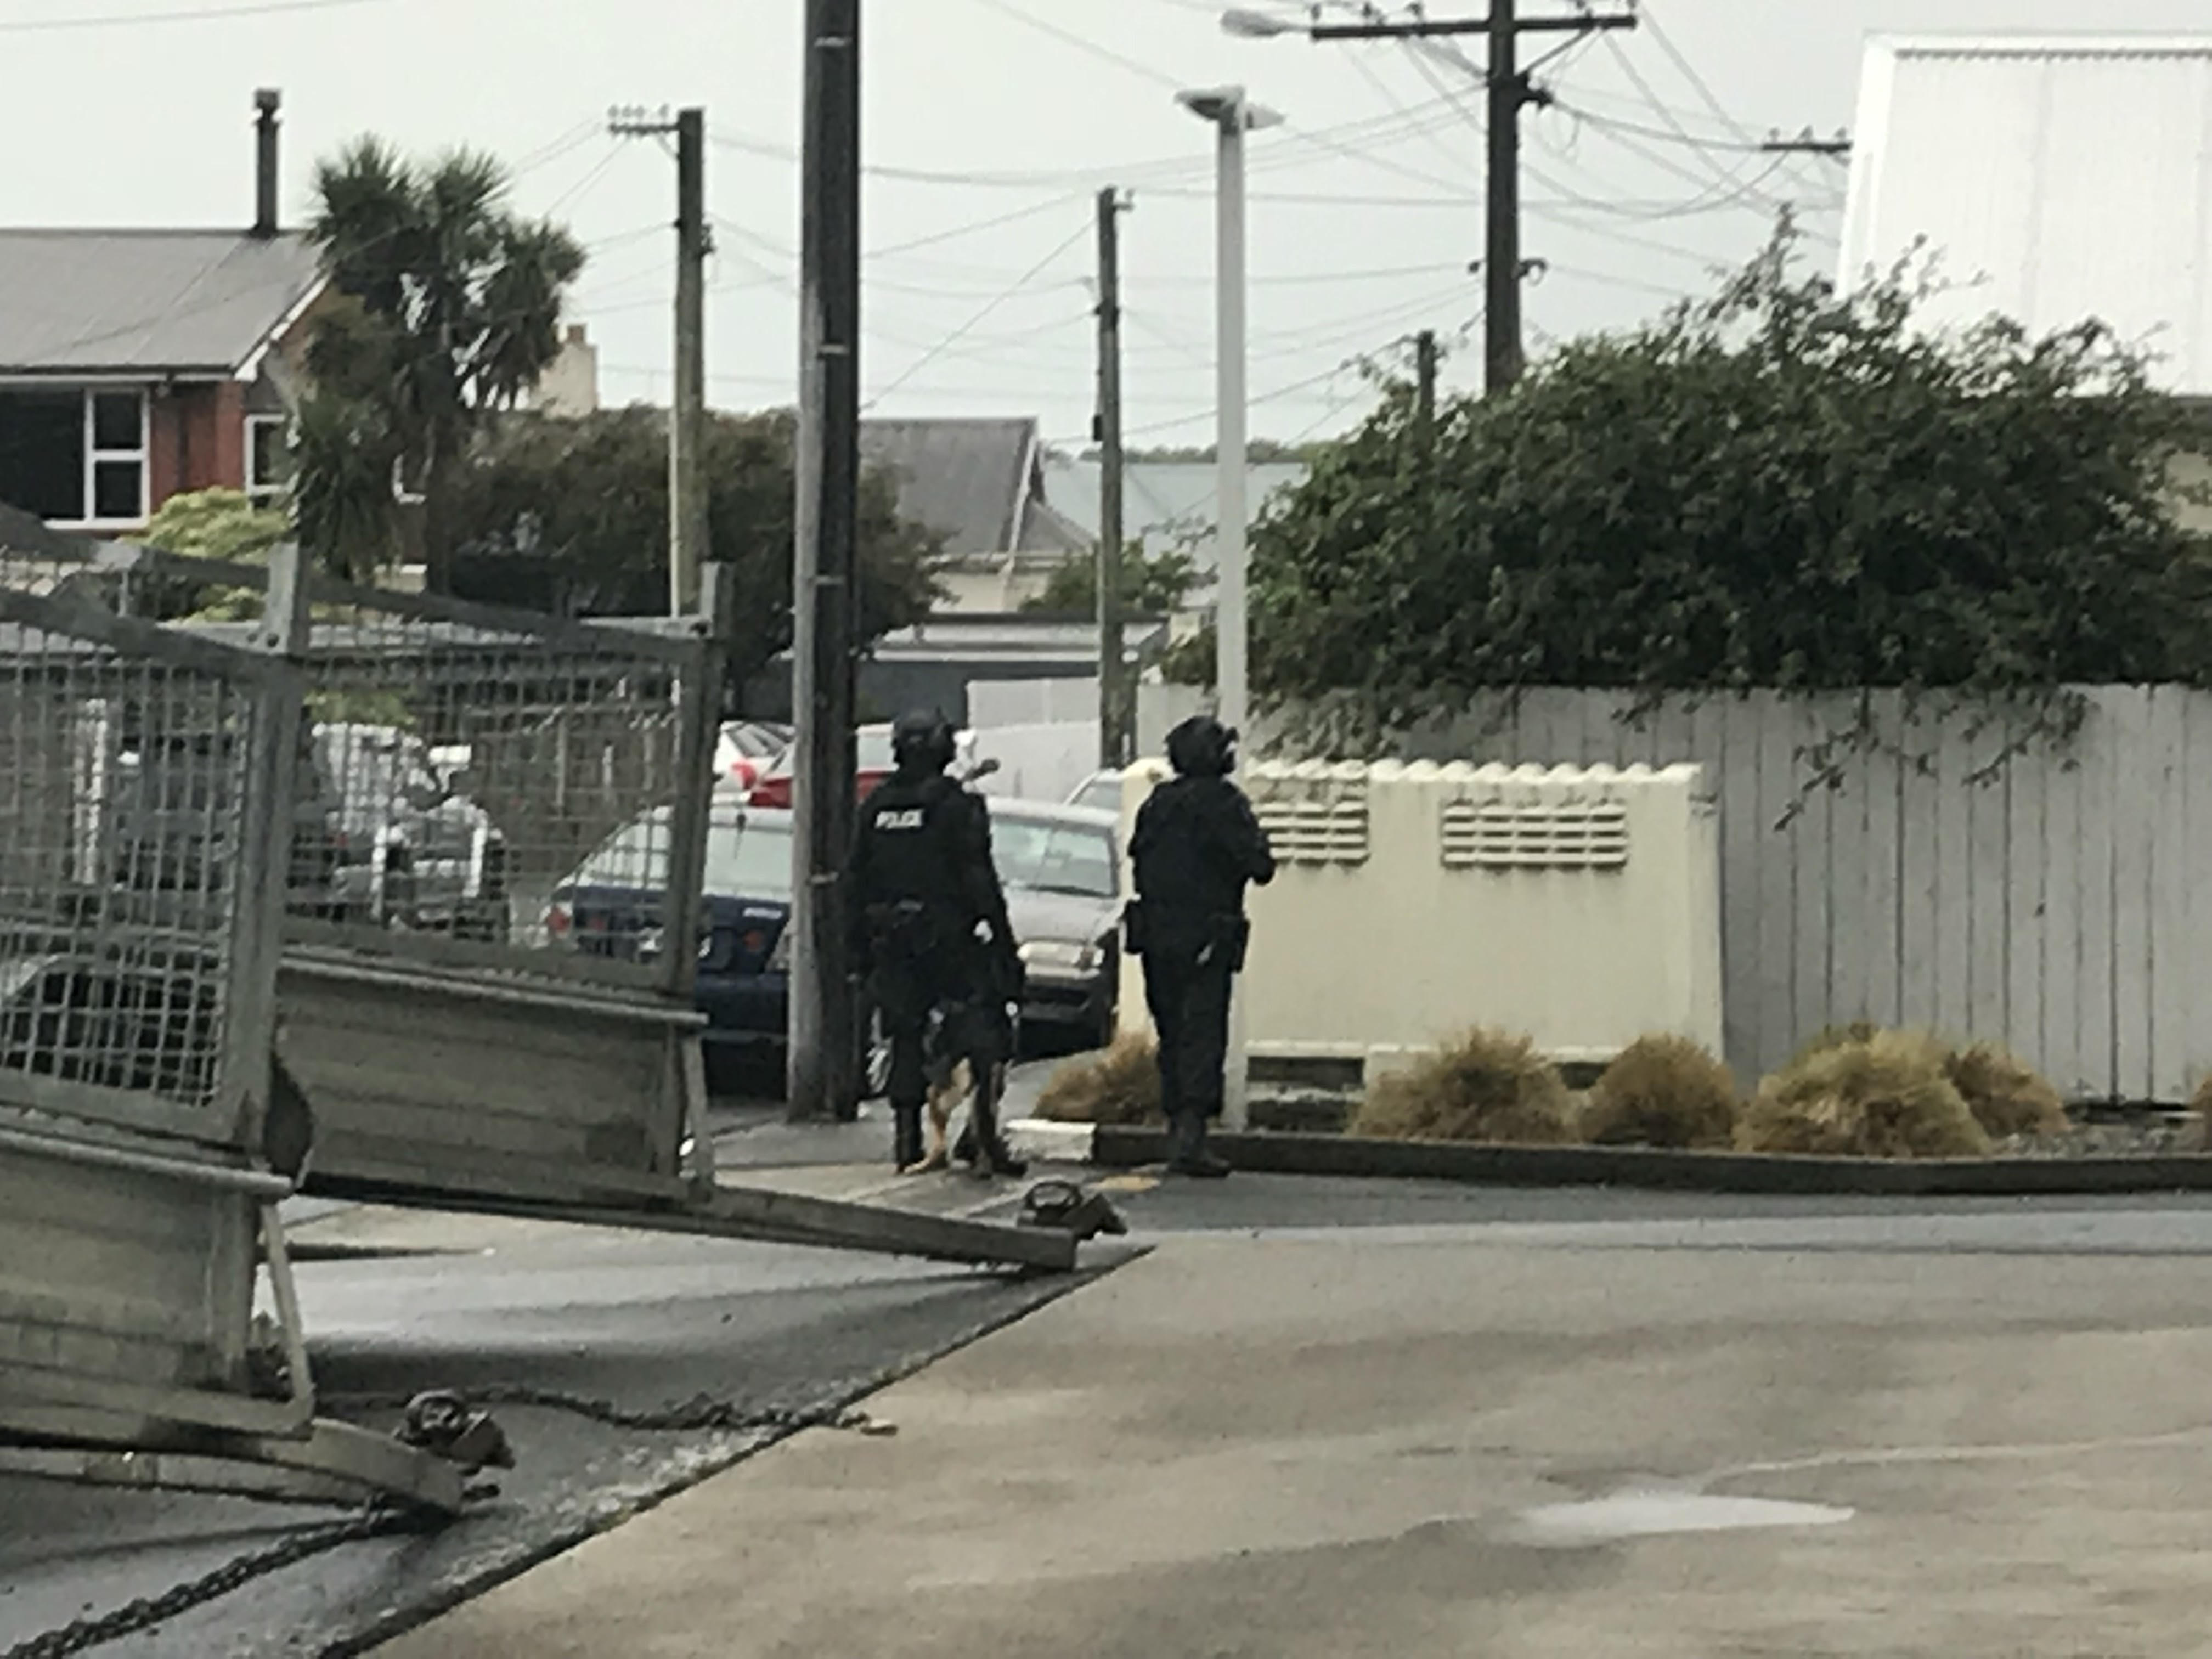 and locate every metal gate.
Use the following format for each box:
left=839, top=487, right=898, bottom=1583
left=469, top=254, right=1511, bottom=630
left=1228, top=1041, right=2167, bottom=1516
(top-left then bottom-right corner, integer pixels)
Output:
left=109, top=545, right=1075, bottom=1273
left=0, top=579, right=466, bottom=1510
